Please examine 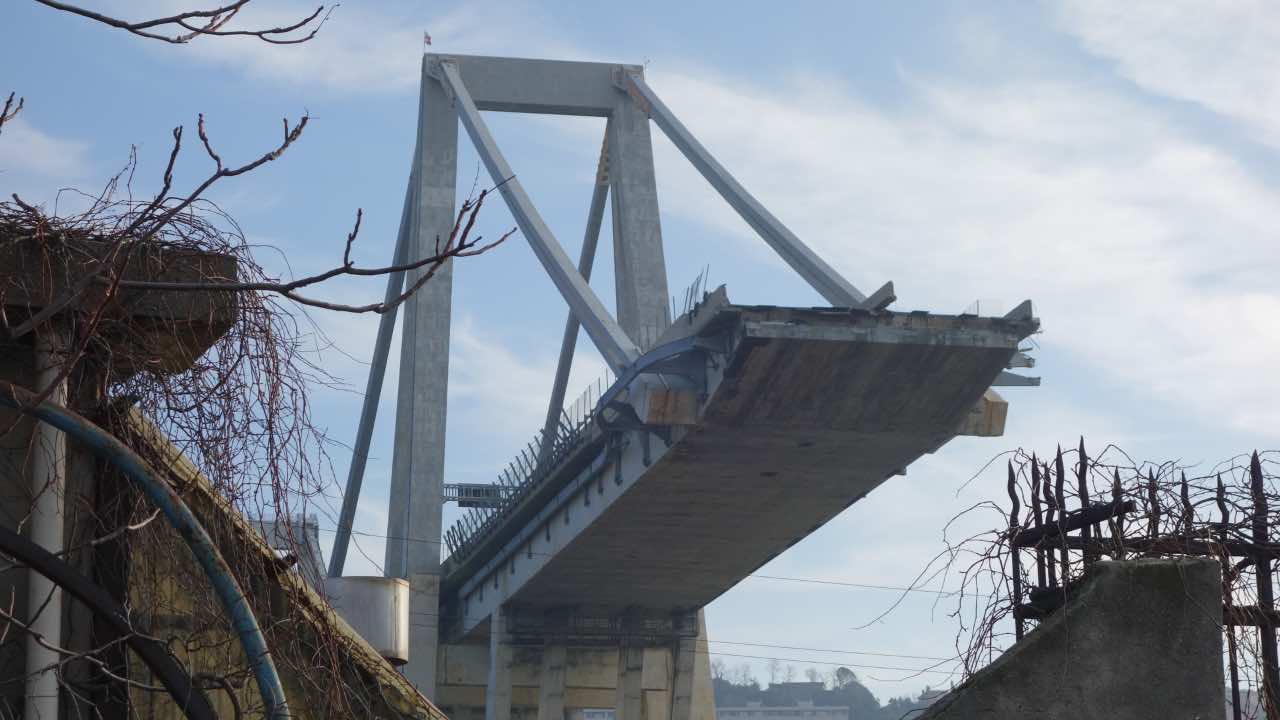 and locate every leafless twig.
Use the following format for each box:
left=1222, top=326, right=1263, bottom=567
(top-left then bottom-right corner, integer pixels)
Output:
left=33, top=0, right=334, bottom=44
left=0, top=92, right=22, bottom=137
